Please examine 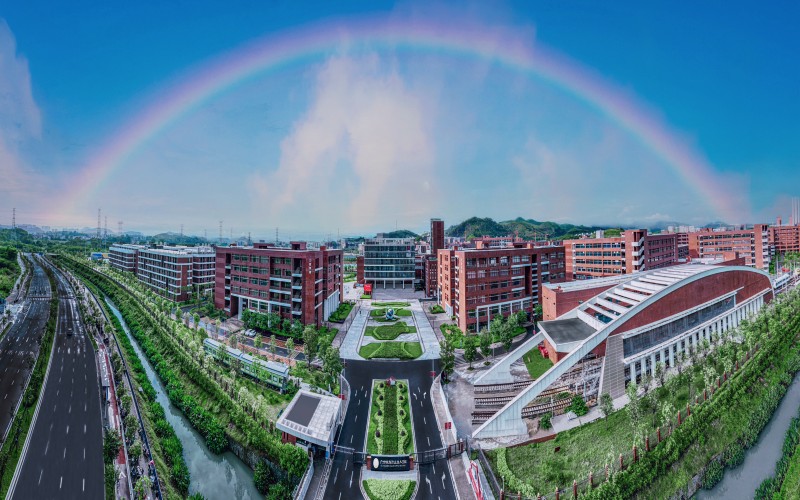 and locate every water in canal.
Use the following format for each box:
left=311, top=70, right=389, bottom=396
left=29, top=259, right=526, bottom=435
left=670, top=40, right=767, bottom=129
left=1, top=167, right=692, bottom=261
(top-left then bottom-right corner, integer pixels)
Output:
left=106, top=298, right=262, bottom=499
left=697, top=372, right=800, bottom=500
